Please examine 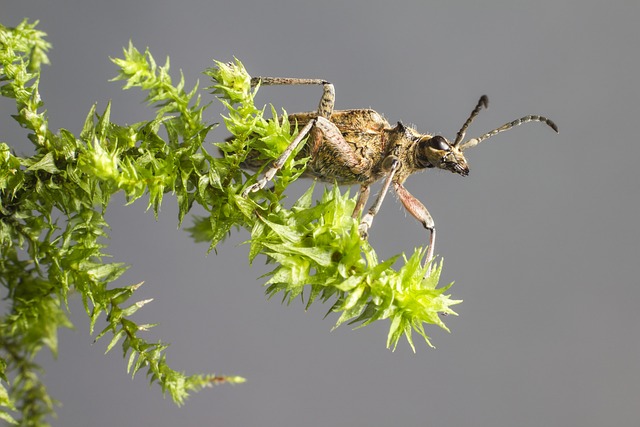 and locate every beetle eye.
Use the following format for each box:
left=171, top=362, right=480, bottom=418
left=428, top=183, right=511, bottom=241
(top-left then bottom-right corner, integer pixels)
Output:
left=428, top=135, right=450, bottom=151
